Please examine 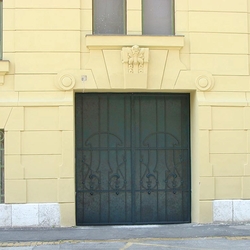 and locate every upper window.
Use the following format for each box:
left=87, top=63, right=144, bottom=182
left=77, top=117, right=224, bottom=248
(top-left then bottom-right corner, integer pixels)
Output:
left=93, top=0, right=126, bottom=35
left=142, top=0, right=174, bottom=35
left=0, top=0, right=2, bottom=59
left=92, top=0, right=174, bottom=36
